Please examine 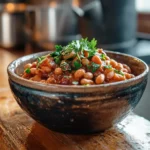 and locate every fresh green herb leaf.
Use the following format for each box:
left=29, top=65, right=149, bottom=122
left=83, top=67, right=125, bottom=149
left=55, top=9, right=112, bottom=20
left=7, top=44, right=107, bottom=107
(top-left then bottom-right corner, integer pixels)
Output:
left=55, top=45, right=63, bottom=52
left=60, top=61, right=71, bottom=71
left=54, top=57, right=61, bottom=64
left=50, top=51, right=60, bottom=57
left=50, top=45, right=63, bottom=57
left=91, top=62, right=100, bottom=73
left=25, top=68, right=31, bottom=74
left=76, top=53, right=81, bottom=61
left=89, top=38, right=97, bottom=49
left=61, top=38, right=97, bottom=60
left=87, top=62, right=100, bottom=73
left=74, top=61, right=82, bottom=70
left=100, top=54, right=106, bottom=60
left=72, top=81, right=79, bottom=85
left=104, top=65, right=112, bottom=69
left=114, top=69, right=125, bottom=76
left=88, top=50, right=96, bottom=58
left=37, top=56, right=46, bottom=68
left=37, top=56, right=46, bottom=62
